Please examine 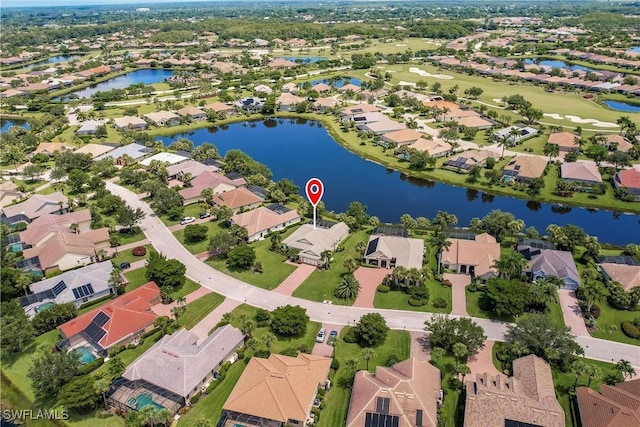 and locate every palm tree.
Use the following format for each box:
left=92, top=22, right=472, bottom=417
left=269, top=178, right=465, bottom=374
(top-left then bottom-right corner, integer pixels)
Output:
left=221, top=312, right=234, bottom=325
left=177, top=296, right=187, bottom=307
left=345, top=357, right=359, bottom=373
left=171, top=305, right=185, bottom=321
left=241, top=319, right=256, bottom=338
left=154, top=316, right=172, bottom=337
left=543, top=143, right=560, bottom=161
left=261, top=332, right=277, bottom=351
left=530, top=279, right=559, bottom=306
left=320, top=250, right=333, bottom=269
left=93, top=377, right=111, bottom=409
left=343, top=257, right=359, bottom=274
left=355, top=241, right=367, bottom=256
left=571, top=360, right=587, bottom=387
left=270, top=232, right=283, bottom=252
left=455, top=363, right=471, bottom=382
left=430, top=232, right=451, bottom=274
left=16, top=273, right=32, bottom=296
left=580, top=280, right=608, bottom=313
left=139, top=406, right=172, bottom=427
left=361, top=347, right=377, bottom=371
left=615, top=359, right=636, bottom=380
left=585, top=365, right=601, bottom=387
left=334, top=274, right=362, bottom=302
left=430, top=347, right=445, bottom=362
left=453, top=342, right=468, bottom=364
left=616, top=116, right=633, bottom=135
left=492, top=251, right=527, bottom=280
left=497, top=134, right=510, bottom=159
